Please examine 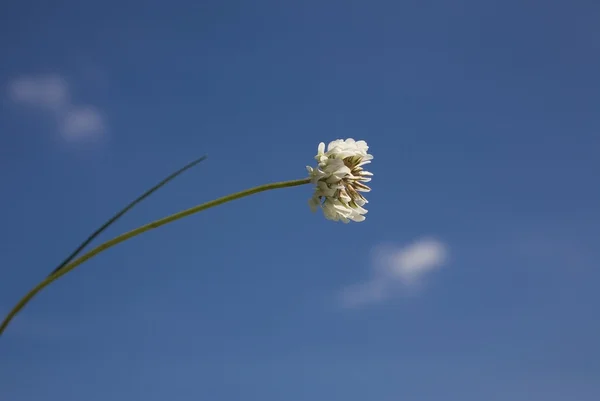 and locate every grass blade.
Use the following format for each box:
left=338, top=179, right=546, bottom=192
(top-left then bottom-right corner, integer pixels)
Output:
left=47, top=154, right=208, bottom=277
